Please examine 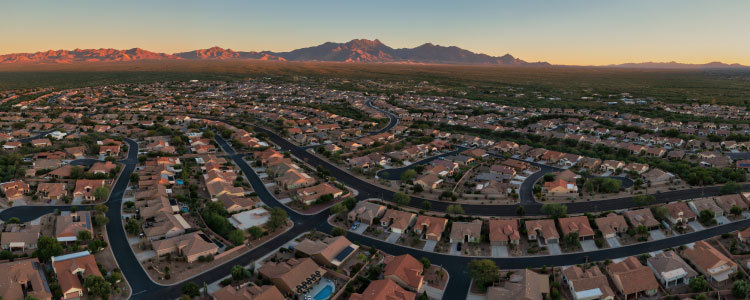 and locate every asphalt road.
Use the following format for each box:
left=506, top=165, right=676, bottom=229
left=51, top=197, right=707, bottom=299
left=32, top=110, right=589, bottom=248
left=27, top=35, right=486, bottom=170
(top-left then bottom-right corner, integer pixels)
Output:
left=17, top=130, right=56, bottom=143
left=2, top=112, right=749, bottom=300
left=255, top=125, right=749, bottom=216
left=375, top=147, right=467, bottom=180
